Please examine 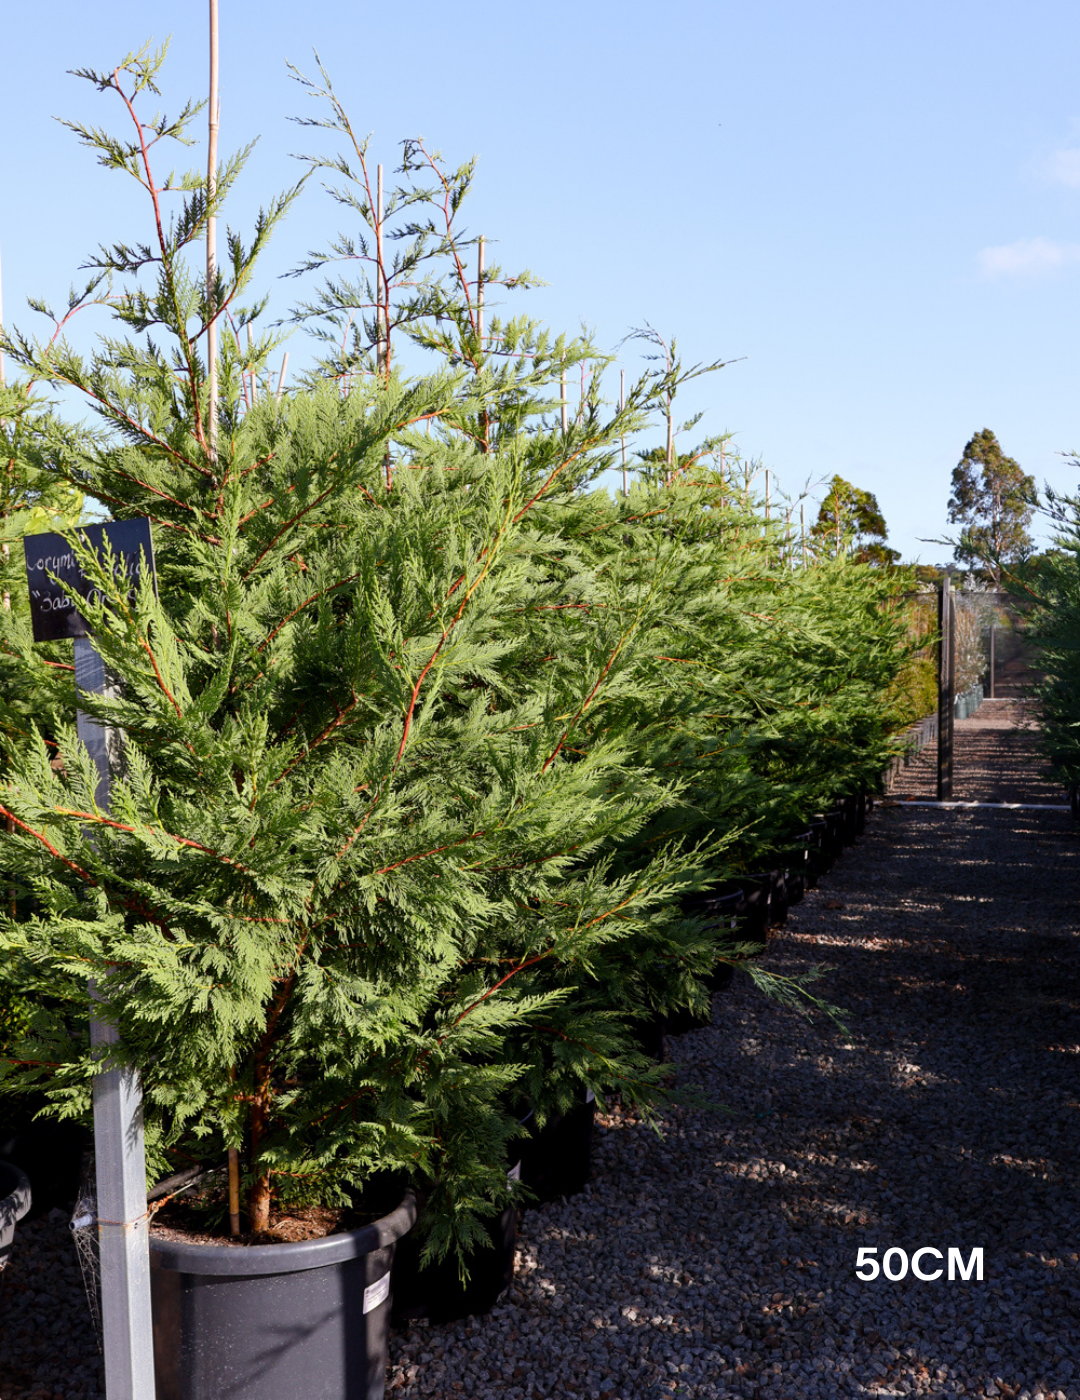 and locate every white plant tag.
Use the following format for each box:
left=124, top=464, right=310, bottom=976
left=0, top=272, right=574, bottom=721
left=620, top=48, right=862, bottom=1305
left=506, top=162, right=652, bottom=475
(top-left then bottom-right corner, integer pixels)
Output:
left=507, top=1161, right=521, bottom=1181
left=585, top=1088, right=595, bottom=1104
left=363, top=1272, right=391, bottom=1315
